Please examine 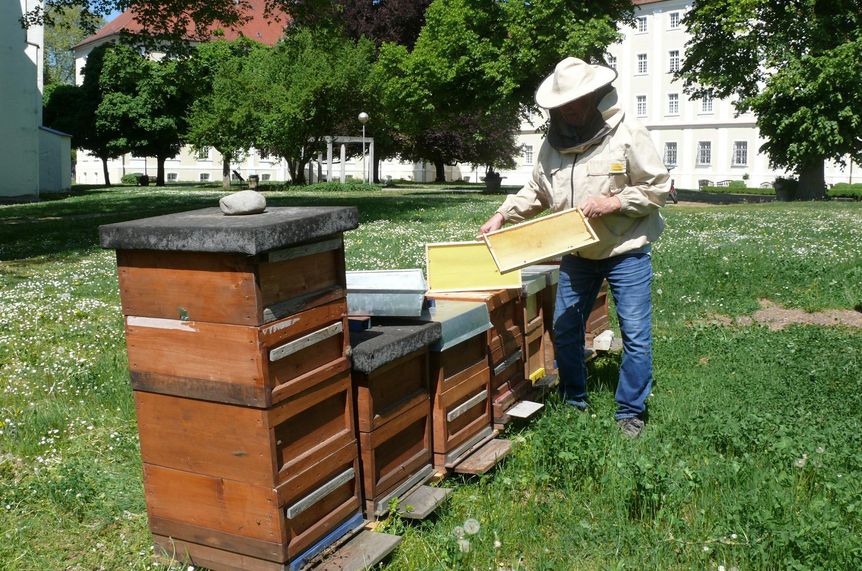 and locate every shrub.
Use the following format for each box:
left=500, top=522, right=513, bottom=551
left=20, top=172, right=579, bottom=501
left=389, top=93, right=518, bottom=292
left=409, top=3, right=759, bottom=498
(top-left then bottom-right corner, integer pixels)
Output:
left=701, top=185, right=775, bottom=195
left=828, top=183, right=862, bottom=200
left=120, top=173, right=143, bottom=185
